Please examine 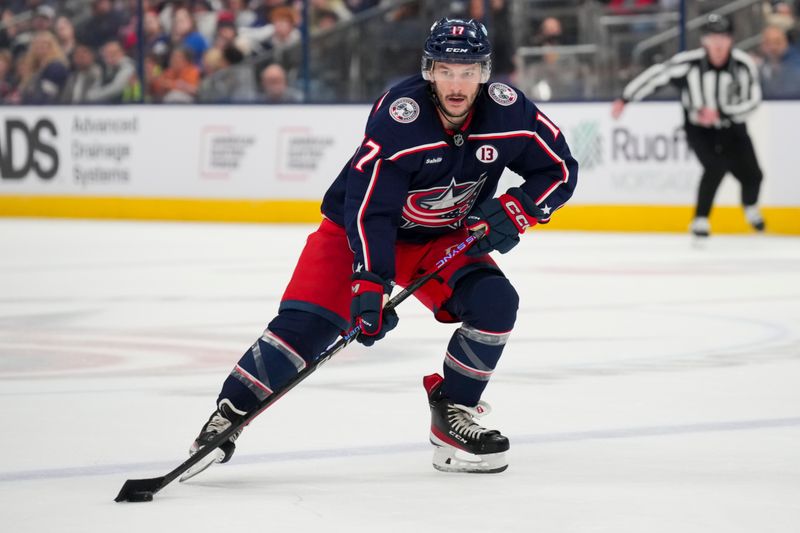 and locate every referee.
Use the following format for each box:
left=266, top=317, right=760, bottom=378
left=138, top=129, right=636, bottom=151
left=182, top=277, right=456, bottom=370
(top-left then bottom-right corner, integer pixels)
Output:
left=611, top=13, right=766, bottom=237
